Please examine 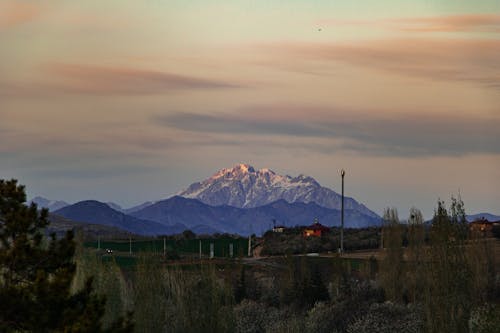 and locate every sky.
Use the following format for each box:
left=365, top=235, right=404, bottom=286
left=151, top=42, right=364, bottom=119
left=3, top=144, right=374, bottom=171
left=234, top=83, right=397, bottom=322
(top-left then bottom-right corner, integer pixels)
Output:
left=1, top=1, right=499, bottom=219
